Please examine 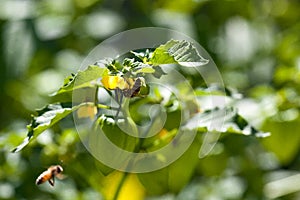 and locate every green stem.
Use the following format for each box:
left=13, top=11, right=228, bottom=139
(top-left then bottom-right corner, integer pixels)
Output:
left=95, top=86, right=99, bottom=105
left=83, top=102, right=119, bottom=110
left=114, top=89, right=123, bottom=121
left=113, top=172, right=129, bottom=200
